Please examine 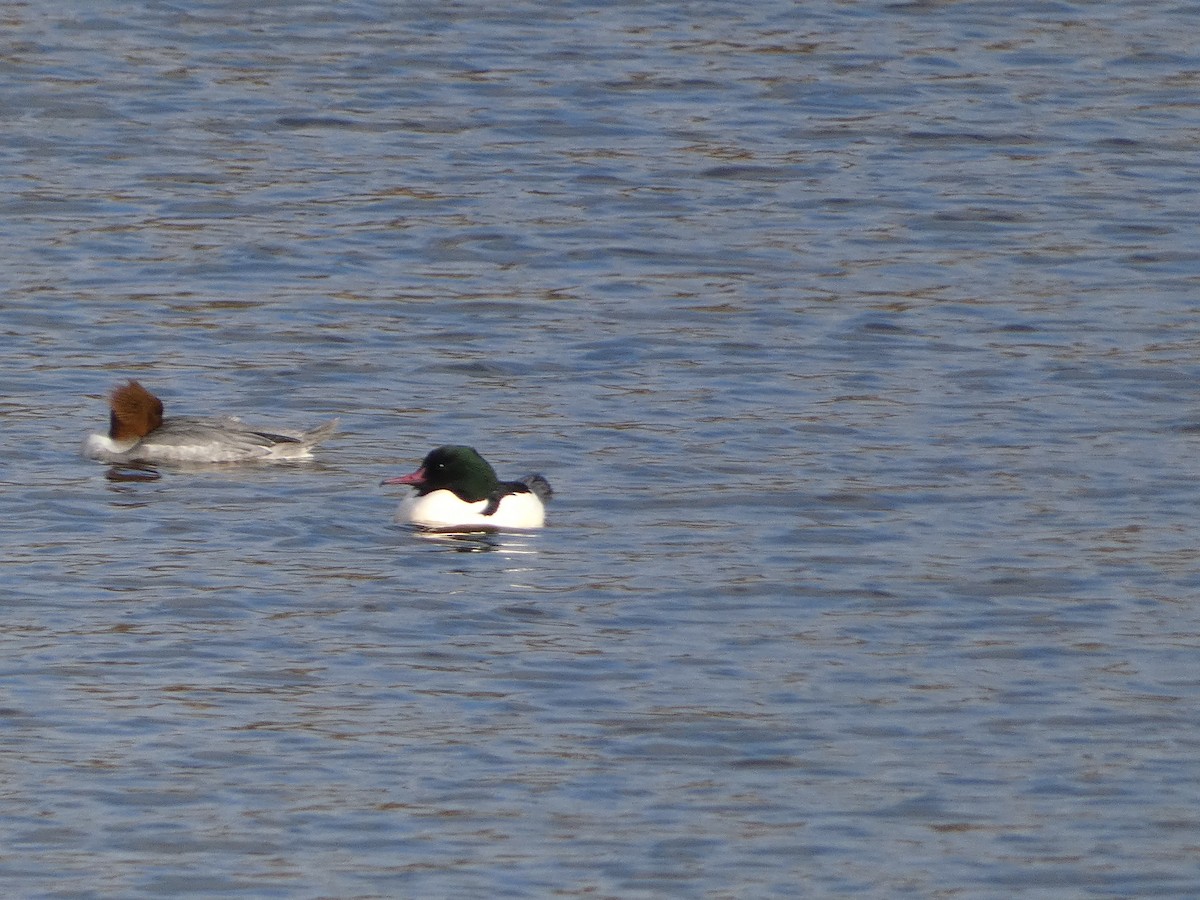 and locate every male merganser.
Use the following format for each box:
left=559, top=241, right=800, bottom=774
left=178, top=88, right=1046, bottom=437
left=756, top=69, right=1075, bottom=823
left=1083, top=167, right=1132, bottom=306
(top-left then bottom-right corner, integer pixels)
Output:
left=381, top=445, right=552, bottom=531
left=83, top=380, right=338, bottom=464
